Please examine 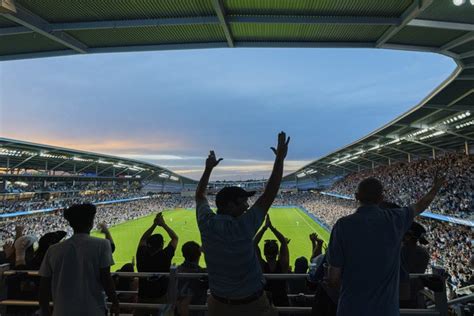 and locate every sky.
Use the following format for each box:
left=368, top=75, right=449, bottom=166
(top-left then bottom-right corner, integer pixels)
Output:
left=0, top=48, right=455, bottom=180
